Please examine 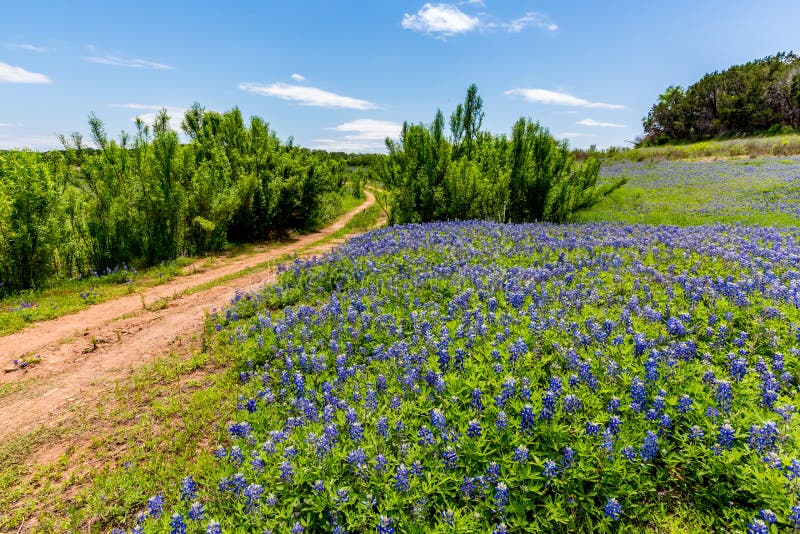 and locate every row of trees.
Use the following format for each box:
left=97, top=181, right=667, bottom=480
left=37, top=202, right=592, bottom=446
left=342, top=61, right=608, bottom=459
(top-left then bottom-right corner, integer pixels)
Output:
left=381, top=85, right=623, bottom=224
left=642, top=52, right=800, bottom=144
left=0, top=106, right=351, bottom=292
